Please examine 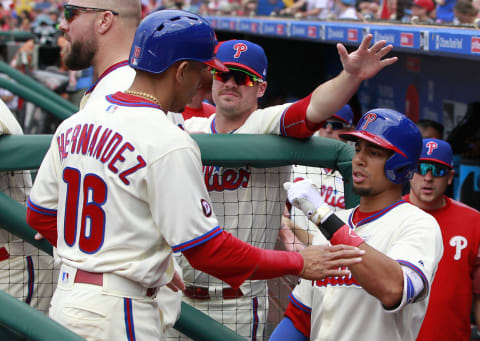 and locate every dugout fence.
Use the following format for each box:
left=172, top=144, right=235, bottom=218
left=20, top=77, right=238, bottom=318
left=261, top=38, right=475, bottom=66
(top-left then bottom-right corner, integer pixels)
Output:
left=0, top=133, right=358, bottom=340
